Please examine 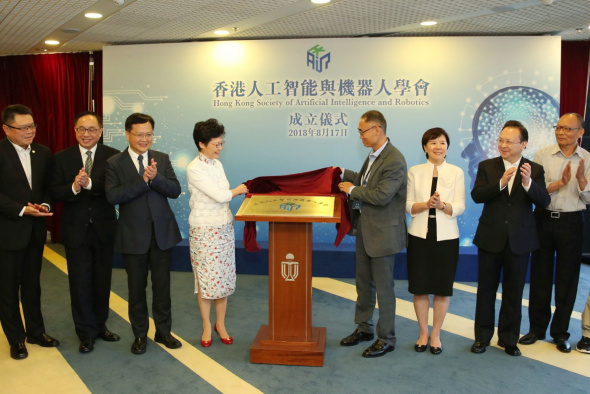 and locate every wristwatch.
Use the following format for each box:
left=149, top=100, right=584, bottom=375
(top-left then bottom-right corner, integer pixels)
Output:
left=439, top=202, right=446, bottom=210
